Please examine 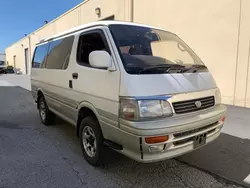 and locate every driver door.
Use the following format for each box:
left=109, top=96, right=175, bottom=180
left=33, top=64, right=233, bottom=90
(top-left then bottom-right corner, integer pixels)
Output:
left=68, top=27, right=120, bottom=124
